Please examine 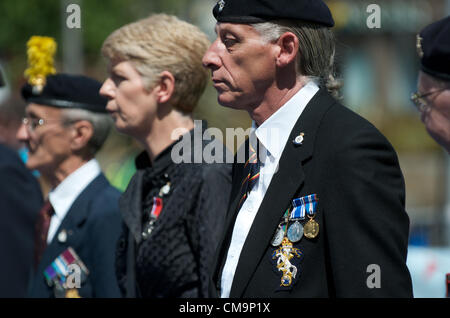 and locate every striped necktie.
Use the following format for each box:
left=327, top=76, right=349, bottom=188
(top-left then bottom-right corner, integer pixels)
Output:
left=34, top=199, right=54, bottom=269
left=237, top=140, right=261, bottom=211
